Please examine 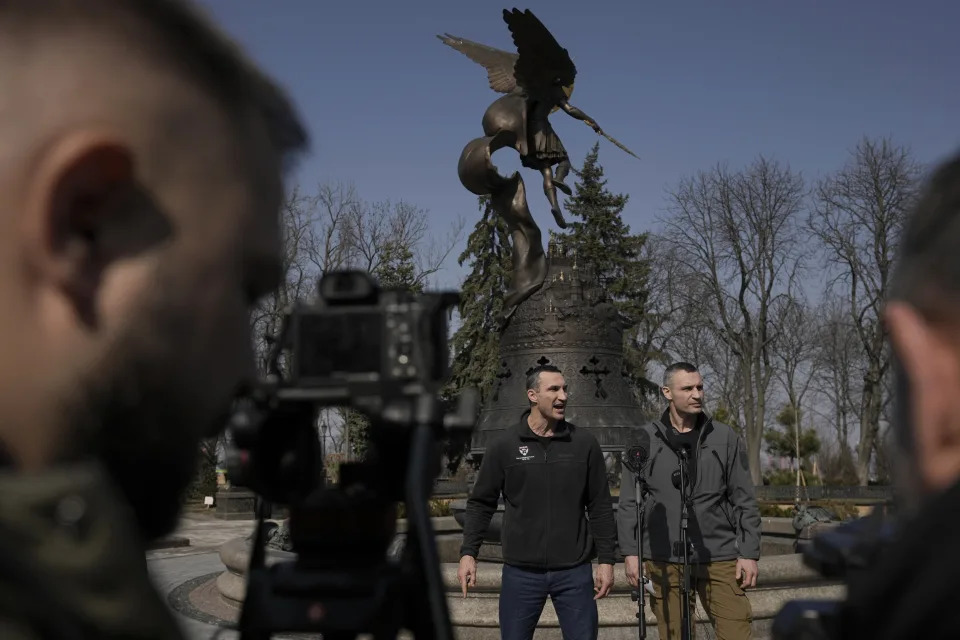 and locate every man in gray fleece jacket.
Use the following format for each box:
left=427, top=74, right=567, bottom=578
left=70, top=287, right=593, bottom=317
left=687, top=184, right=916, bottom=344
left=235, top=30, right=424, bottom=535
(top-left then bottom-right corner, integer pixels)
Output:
left=618, top=362, right=761, bottom=640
